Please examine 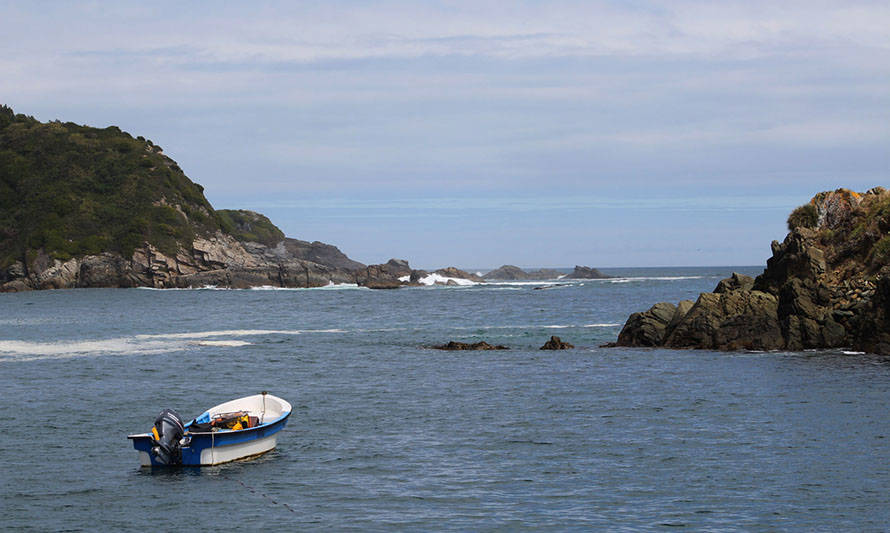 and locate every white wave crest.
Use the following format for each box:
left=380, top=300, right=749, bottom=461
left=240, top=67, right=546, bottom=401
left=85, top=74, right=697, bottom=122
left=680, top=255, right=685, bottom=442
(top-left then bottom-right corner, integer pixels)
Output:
left=583, top=323, right=621, bottom=327
left=418, top=273, right=478, bottom=286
